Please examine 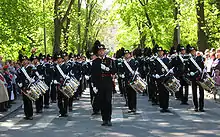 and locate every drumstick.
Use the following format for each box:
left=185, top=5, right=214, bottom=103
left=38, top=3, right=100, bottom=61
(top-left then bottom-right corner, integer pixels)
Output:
left=165, top=67, right=174, bottom=77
